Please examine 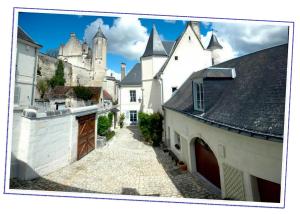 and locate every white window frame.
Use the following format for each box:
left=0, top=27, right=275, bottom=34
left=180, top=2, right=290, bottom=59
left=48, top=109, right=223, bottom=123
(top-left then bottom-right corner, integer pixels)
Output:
left=129, top=90, right=136, bottom=102
left=129, top=110, right=137, bottom=123
left=193, top=79, right=204, bottom=111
